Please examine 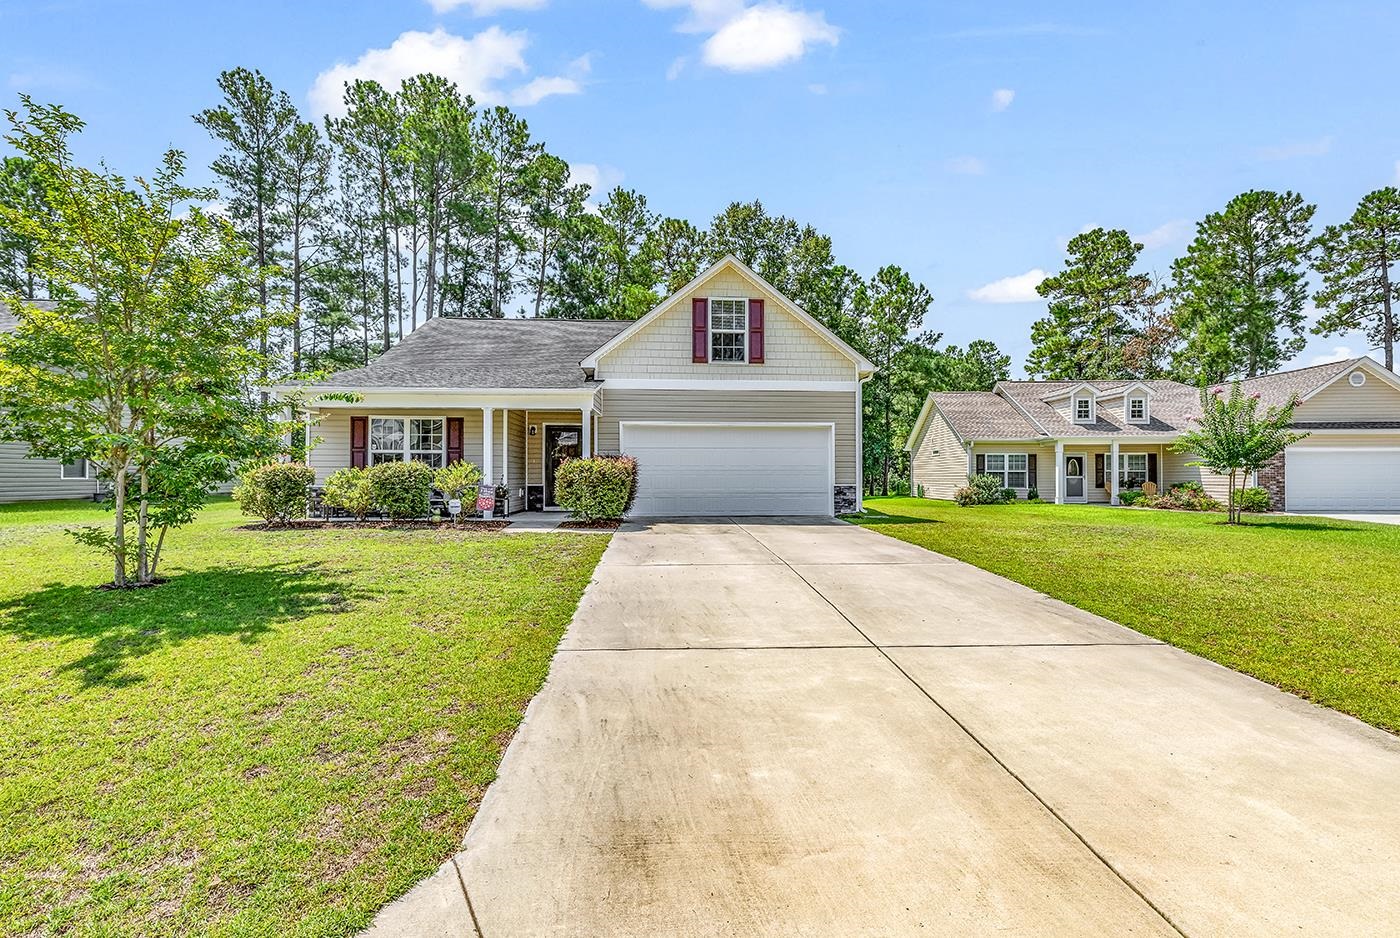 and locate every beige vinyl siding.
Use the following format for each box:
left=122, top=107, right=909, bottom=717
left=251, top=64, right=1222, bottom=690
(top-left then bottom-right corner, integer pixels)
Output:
left=595, top=271, right=857, bottom=382
left=0, top=442, right=102, bottom=503
left=1160, top=447, right=1233, bottom=501
left=968, top=441, right=1056, bottom=499
left=909, top=409, right=966, bottom=499
left=1295, top=372, right=1400, bottom=421
left=521, top=409, right=587, bottom=484
left=596, top=389, right=858, bottom=485
left=308, top=408, right=485, bottom=484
